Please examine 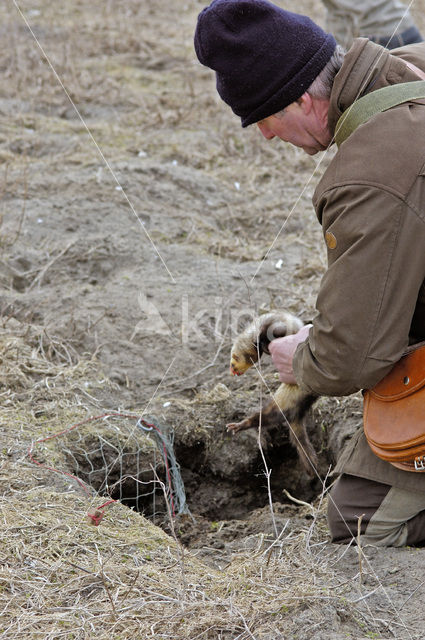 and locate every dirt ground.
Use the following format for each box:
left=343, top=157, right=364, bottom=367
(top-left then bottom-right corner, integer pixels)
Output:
left=1, top=0, right=425, bottom=638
